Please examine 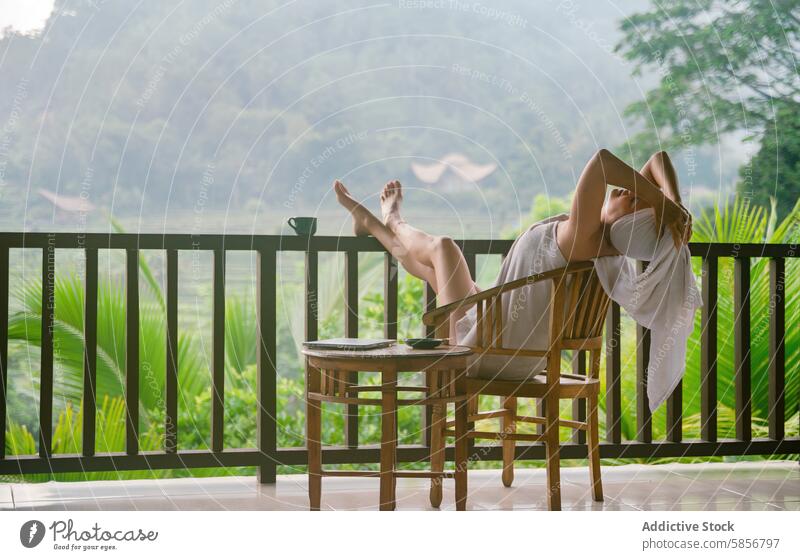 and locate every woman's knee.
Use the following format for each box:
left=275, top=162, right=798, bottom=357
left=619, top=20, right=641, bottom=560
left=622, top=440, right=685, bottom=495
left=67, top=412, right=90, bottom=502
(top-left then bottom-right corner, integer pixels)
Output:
left=432, top=235, right=460, bottom=259
left=650, top=150, right=670, bottom=163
